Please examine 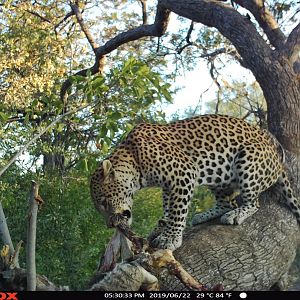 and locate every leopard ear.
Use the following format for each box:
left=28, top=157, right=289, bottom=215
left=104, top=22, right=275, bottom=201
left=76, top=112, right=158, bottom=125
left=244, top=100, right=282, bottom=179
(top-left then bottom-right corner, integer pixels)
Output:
left=102, top=160, right=113, bottom=178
